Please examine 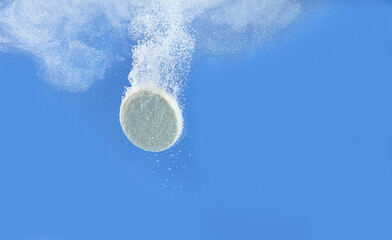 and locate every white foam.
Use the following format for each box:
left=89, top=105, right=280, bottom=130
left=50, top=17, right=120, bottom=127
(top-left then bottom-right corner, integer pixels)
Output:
left=0, top=0, right=135, bottom=91
left=194, top=0, right=303, bottom=55
left=0, top=0, right=309, bottom=93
